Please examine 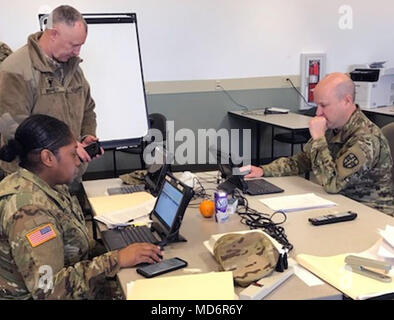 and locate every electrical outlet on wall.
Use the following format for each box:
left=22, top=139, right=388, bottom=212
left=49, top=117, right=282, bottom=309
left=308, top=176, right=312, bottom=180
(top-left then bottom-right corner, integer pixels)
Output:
left=215, top=80, right=221, bottom=90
